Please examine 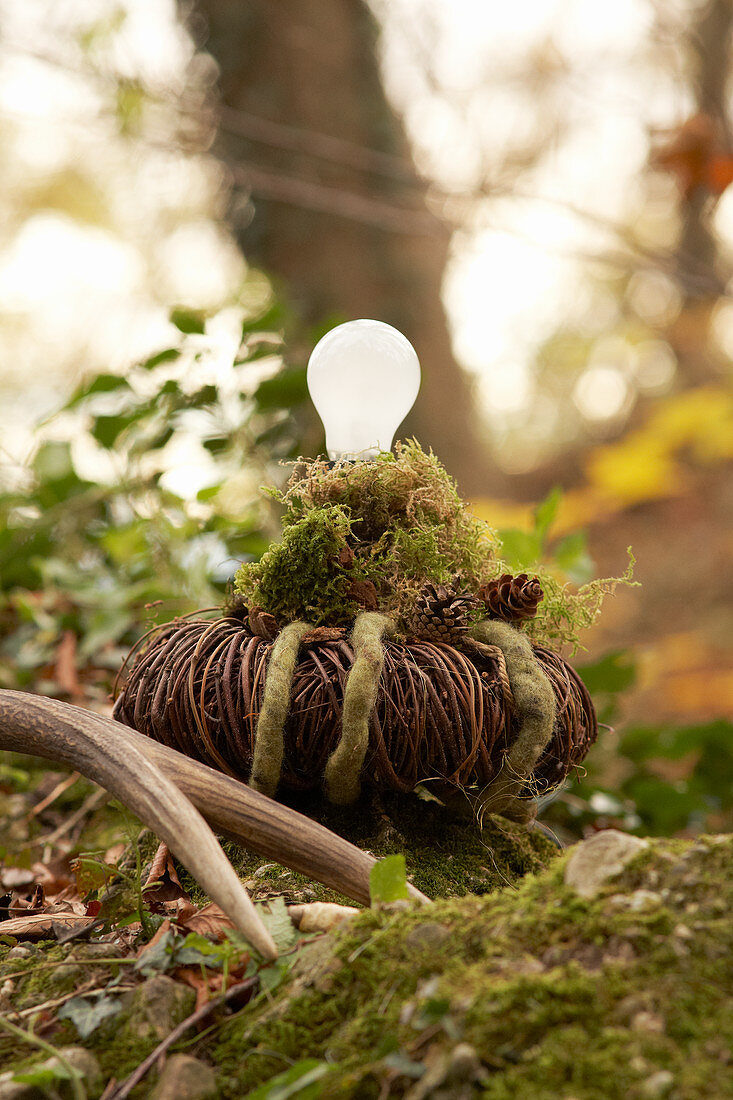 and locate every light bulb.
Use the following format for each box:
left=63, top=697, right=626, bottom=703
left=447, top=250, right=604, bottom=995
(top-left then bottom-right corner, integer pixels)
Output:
left=307, top=319, right=421, bottom=460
